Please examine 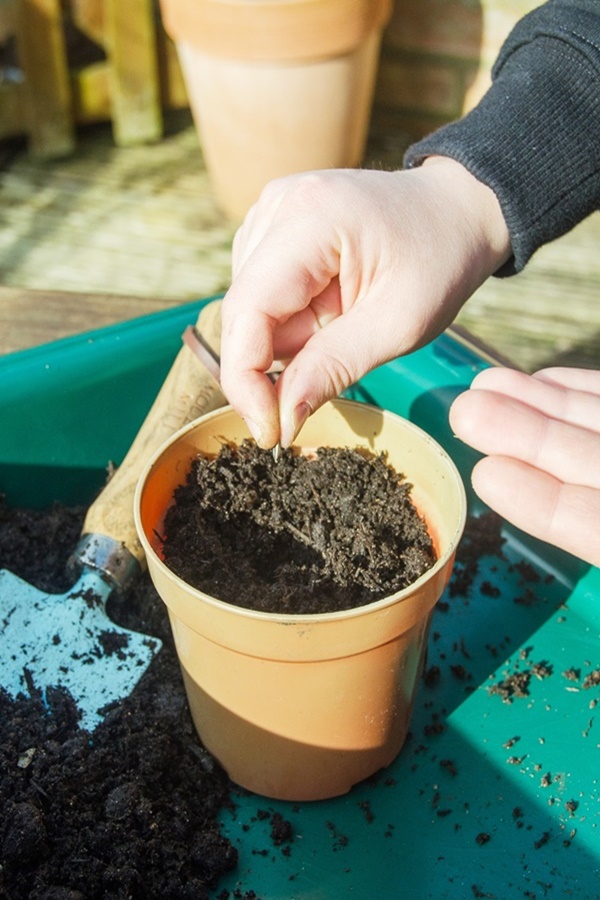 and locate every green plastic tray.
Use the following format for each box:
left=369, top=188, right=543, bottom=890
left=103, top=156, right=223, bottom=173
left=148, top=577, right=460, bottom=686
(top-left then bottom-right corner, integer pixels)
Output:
left=1, top=298, right=598, bottom=898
